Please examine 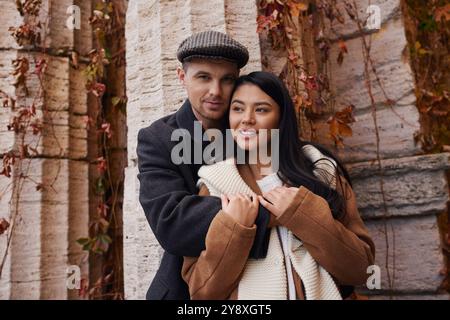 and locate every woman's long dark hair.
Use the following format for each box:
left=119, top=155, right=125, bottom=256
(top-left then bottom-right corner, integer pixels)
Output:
left=229, top=71, right=352, bottom=219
